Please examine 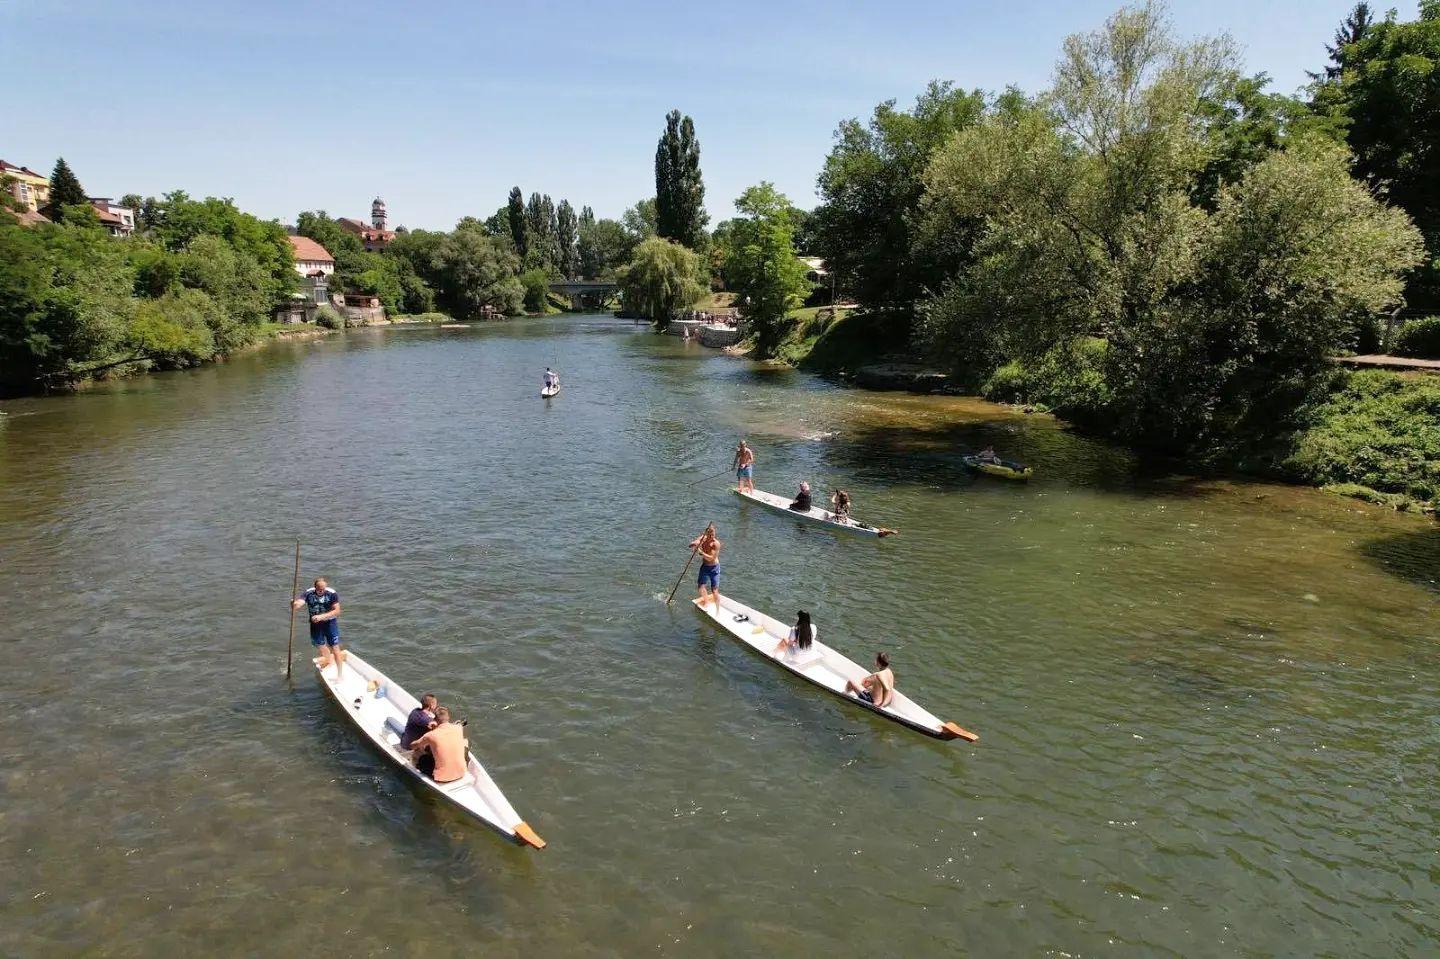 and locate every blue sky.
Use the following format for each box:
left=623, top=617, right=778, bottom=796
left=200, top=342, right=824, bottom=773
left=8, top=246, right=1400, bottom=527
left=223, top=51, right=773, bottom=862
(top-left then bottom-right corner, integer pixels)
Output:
left=1, top=0, right=1417, bottom=230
